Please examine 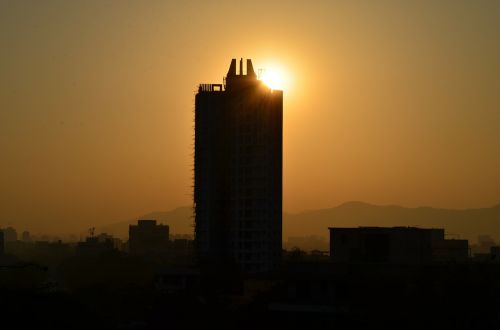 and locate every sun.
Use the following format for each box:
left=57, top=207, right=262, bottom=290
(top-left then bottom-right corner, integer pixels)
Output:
left=259, top=67, right=287, bottom=91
